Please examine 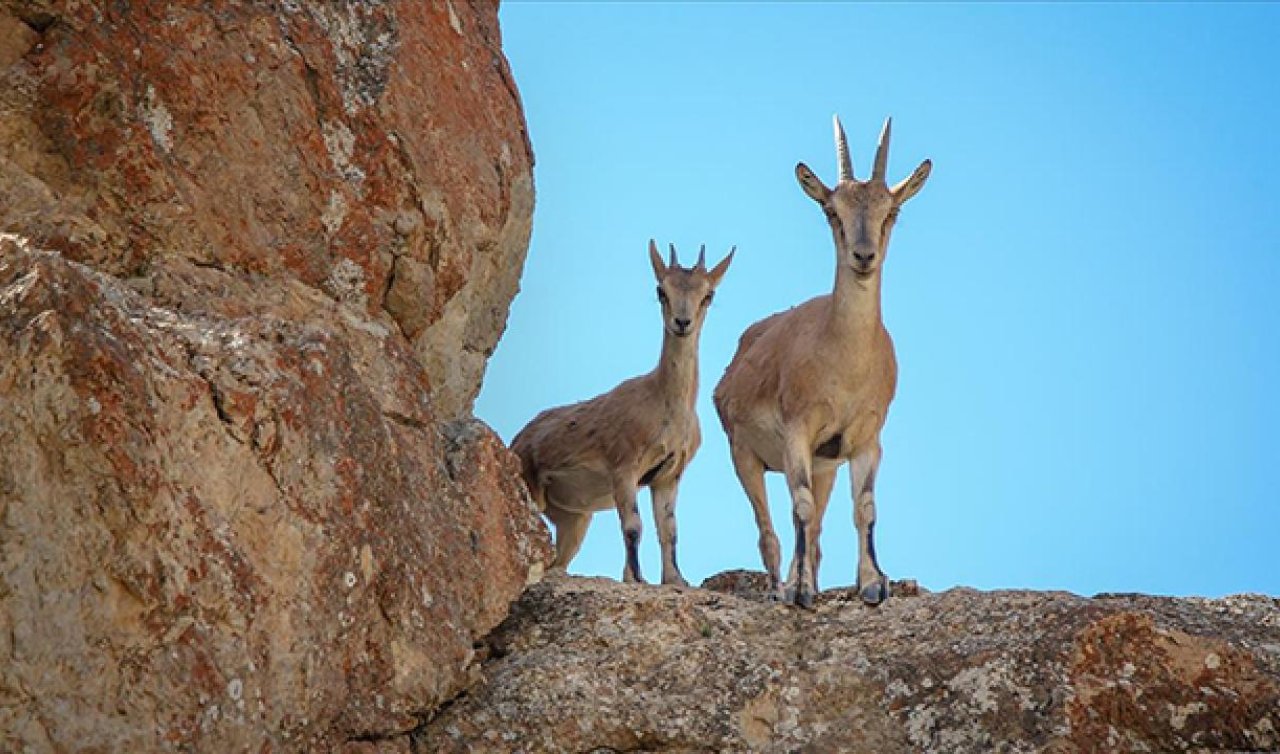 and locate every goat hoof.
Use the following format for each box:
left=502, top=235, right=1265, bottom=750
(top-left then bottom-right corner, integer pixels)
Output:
left=780, top=583, right=815, bottom=609
left=662, top=575, right=690, bottom=588
left=859, top=580, right=890, bottom=606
